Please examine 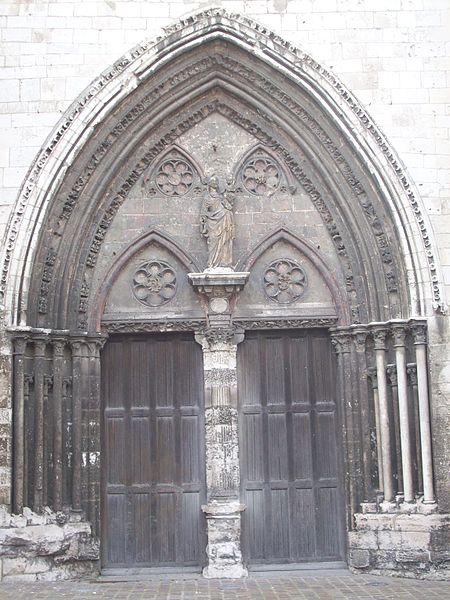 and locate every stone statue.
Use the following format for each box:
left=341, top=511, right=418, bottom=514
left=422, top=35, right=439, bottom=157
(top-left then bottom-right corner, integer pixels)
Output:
left=200, top=176, right=235, bottom=269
